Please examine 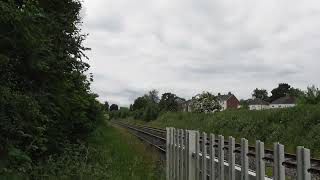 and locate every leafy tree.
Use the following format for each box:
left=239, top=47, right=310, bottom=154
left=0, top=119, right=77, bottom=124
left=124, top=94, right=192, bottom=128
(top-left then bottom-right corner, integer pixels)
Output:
left=132, top=97, right=149, bottom=110
left=143, top=103, right=160, bottom=121
left=288, top=87, right=304, bottom=98
left=144, top=89, right=160, bottom=103
left=128, top=90, right=161, bottom=121
left=159, top=93, right=179, bottom=112
left=191, top=92, right=221, bottom=113
left=252, top=88, right=269, bottom=101
left=302, top=85, right=320, bottom=104
left=0, top=0, right=103, bottom=173
left=110, top=104, right=119, bottom=111
left=270, top=83, right=291, bottom=102
left=110, top=107, right=130, bottom=119
left=104, top=101, right=110, bottom=112
left=239, top=99, right=249, bottom=109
